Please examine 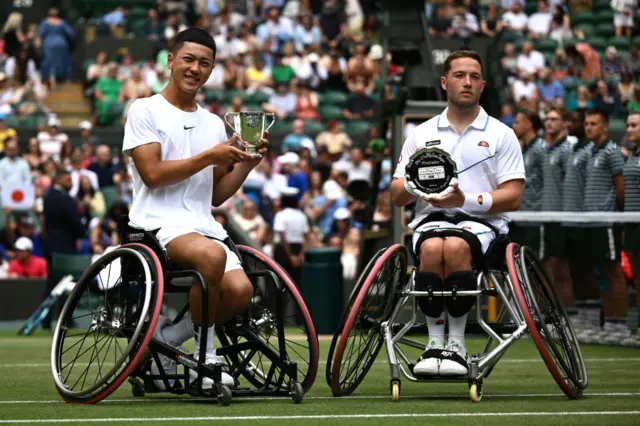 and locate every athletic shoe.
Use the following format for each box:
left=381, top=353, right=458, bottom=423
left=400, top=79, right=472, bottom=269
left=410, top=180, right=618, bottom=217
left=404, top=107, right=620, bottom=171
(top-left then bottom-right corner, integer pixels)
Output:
left=413, top=338, right=444, bottom=376
left=150, top=315, right=180, bottom=390
left=189, top=353, right=236, bottom=389
left=438, top=339, right=469, bottom=376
